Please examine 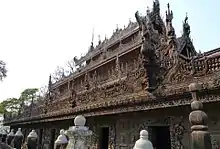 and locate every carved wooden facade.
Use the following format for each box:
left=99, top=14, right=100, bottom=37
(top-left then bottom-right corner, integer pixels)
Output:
left=4, top=1, right=220, bottom=149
